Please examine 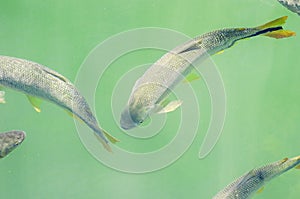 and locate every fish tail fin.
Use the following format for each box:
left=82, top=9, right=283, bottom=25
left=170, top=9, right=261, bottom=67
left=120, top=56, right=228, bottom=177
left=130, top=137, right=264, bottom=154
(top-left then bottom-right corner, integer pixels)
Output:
left=256, top=16, right=296, bottom=39
left=94, top=132, right=113, bottom=153
left=263, top=30, right=296, bottom=39
left=94, top=129, right=119, bottom=153
left=258, top=16, right=288, bottom=30
left=101, top=129, right=120, bottom=144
